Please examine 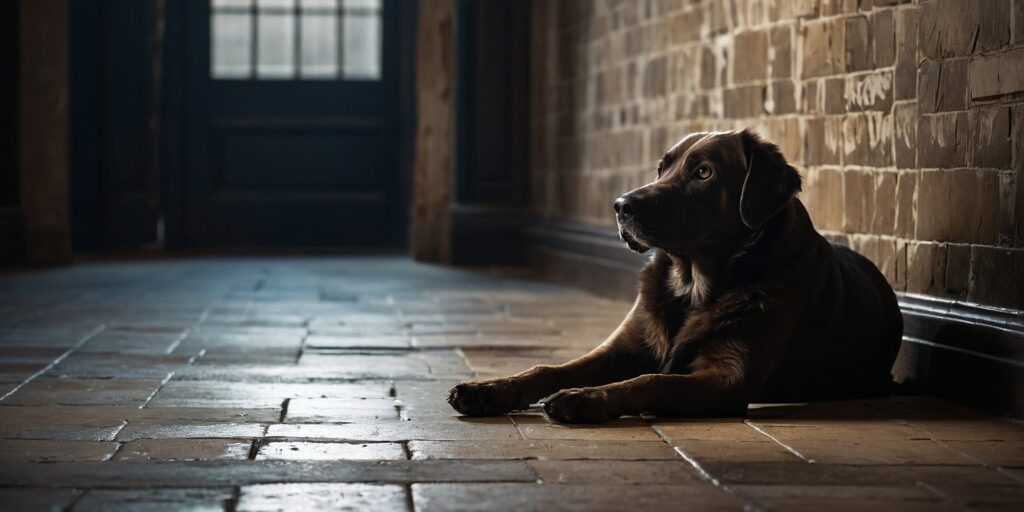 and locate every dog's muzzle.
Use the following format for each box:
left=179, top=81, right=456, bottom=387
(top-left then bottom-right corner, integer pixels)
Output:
left=619, top=227, right=650, bottom=253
